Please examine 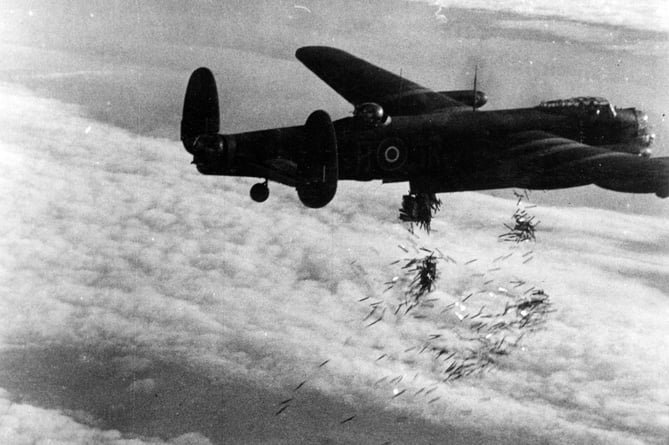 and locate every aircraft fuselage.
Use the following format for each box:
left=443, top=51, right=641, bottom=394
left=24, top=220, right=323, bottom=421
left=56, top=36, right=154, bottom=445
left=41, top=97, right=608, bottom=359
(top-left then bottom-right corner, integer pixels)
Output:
left=192, top=104, right=651, bottom=194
